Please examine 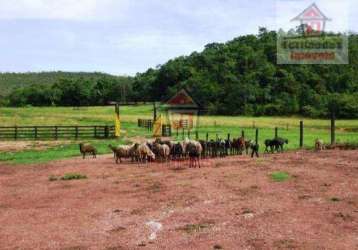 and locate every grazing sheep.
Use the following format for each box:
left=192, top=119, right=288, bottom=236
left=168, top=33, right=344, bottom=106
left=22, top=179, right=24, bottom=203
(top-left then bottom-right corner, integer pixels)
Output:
left=217, top=139, right=227, bottom=157
left=250, top=143, right=260, bottom=158
left=162, top=140, right=175, bottom=150
left=153, top=143, right=171, bottom=162
left=237, top=137, right=246, bottom=155
left=186, top=141, right=203, bottom=168
left=231, top=139, right=239, bottom=155
left=129, top=143, right=140, bottom=162
left=108, top=144, right=135, bottom=164
left=109, top=144, right=118, bottom=158
left=199, top=140, right=208, bottom=158
left=225, top=139, right=232, bottom=156
left=264, top=139, right=275, bottom=153
left=154, top=138, right=174, bottom=150
left=171, top=142, right=184, bottom=160
left=273, top=137, right=289, bottom=153
left=207, top=139, right=218, bottom=158
left=183, top=139, right=203, bottom=153
left=315, top=139, right=325, bottom=151
left=245, top=140, right=255, bottom=155
left=137, top=143, right=156, bottom=163
left=265, top=138, right=288, bottom=153
left=79, top=143, right=97, bottom=159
